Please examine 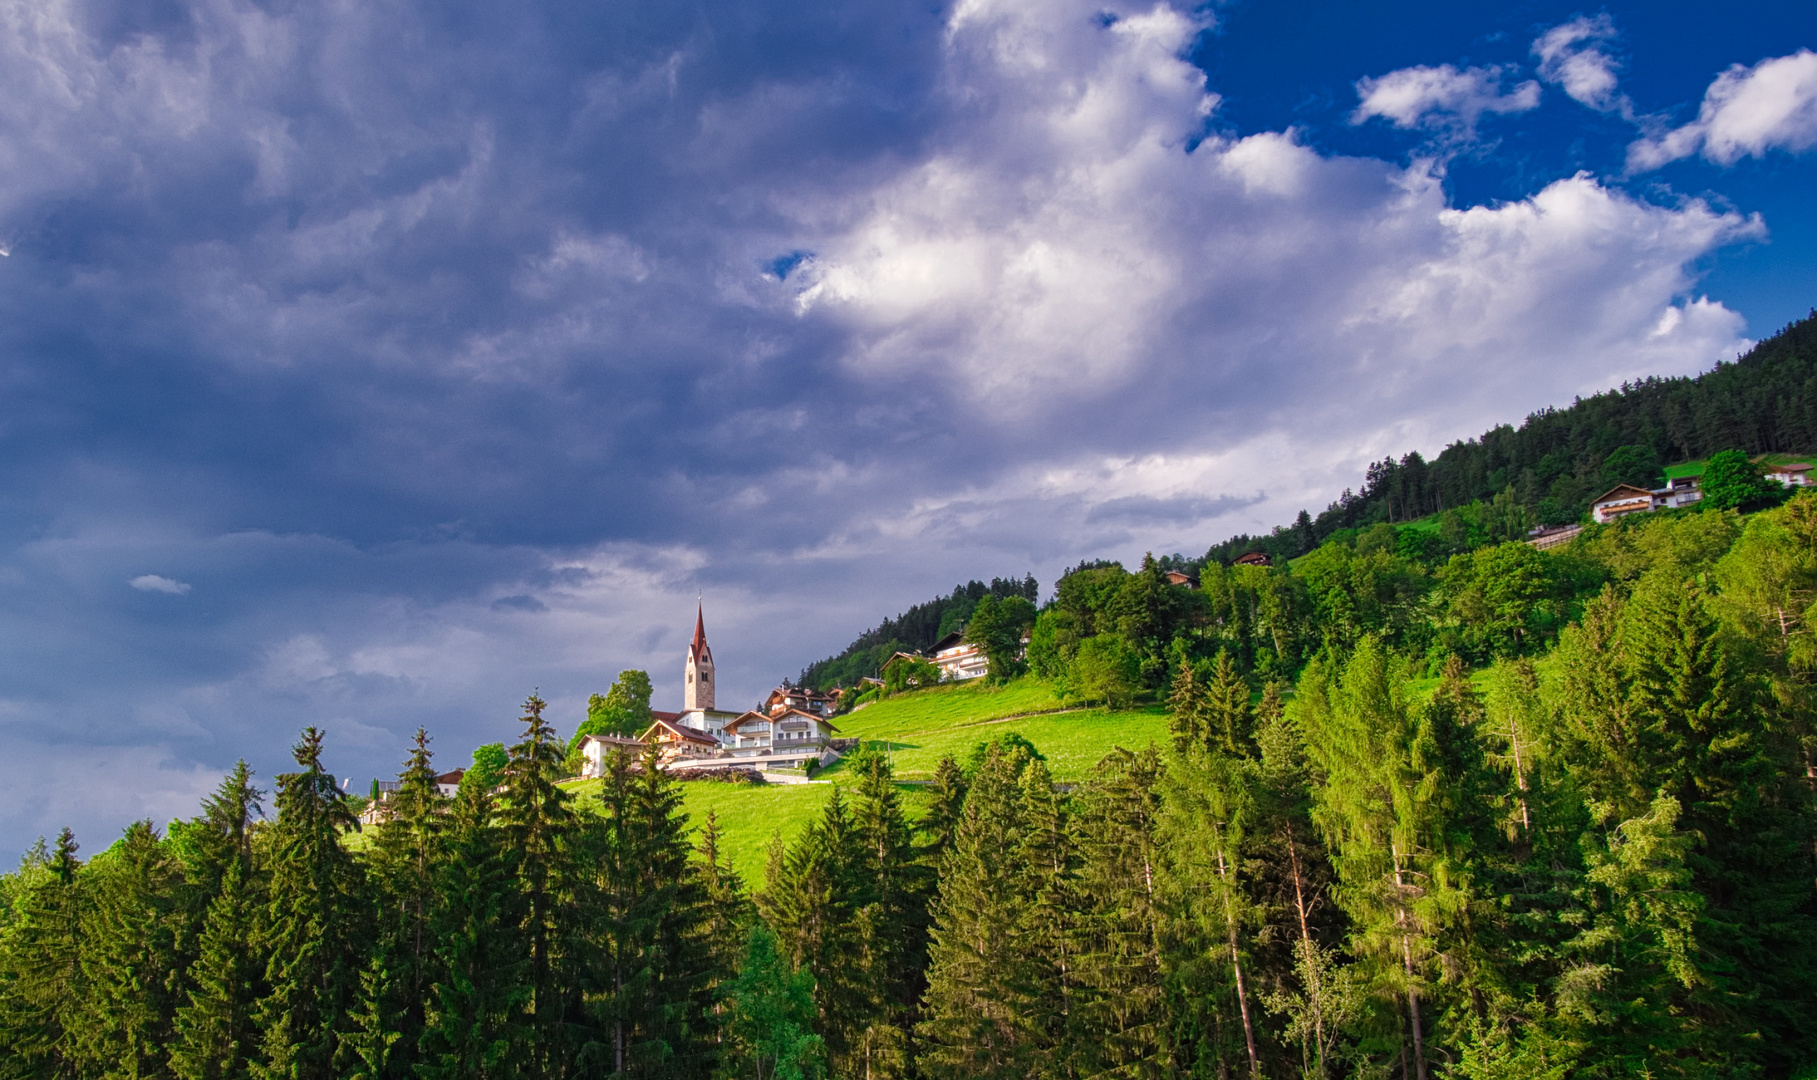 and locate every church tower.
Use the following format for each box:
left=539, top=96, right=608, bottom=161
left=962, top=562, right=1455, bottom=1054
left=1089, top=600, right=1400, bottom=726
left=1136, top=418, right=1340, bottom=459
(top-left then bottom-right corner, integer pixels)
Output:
left=684, top=603, right=715, bottom=712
